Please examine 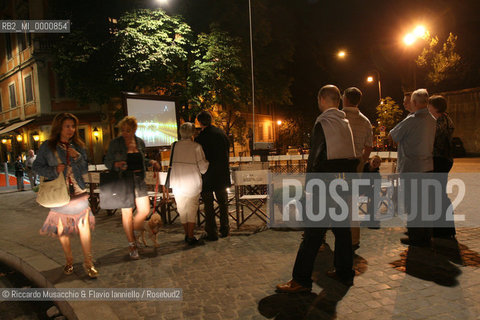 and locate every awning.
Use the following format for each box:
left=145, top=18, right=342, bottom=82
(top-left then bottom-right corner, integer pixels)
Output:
left=0, top=119, right=35, bottom=135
